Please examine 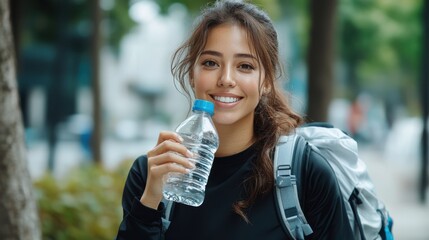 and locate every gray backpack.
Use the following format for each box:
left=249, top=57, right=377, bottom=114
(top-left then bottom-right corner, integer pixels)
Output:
left=275, top=123, right=394, bottom=240
left=164, top=123, right=394, bottom=240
